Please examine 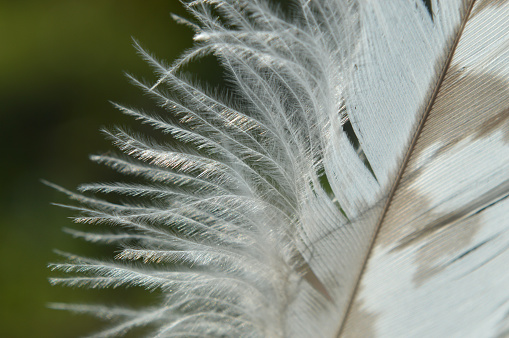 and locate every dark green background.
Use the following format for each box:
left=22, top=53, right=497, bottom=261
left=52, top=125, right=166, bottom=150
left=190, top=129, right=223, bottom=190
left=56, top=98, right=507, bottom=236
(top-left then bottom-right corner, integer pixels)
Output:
left=0, top=1, right=202, bottom=336
left=0, top=1, right=437, bottom=337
